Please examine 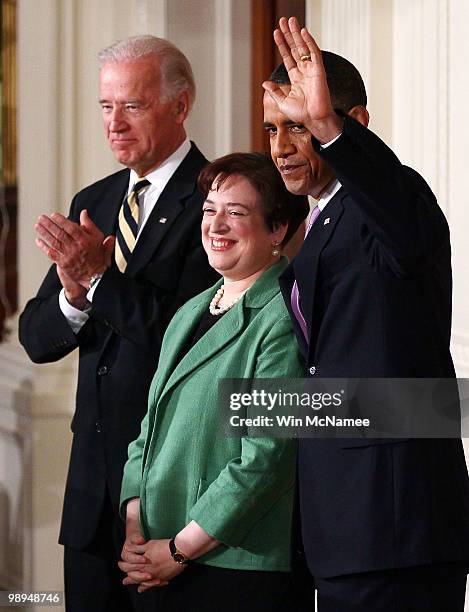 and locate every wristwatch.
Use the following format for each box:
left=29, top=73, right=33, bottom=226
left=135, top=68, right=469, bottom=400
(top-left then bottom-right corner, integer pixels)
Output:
left=169, top=538, right=191, bottom=565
